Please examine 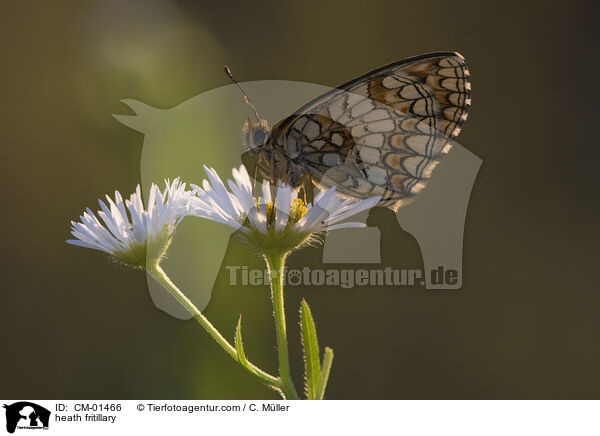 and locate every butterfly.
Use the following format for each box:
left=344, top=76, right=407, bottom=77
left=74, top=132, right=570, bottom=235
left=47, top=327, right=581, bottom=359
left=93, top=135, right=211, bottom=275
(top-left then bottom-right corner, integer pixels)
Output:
left=231, top=51, right=471, bottom=211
